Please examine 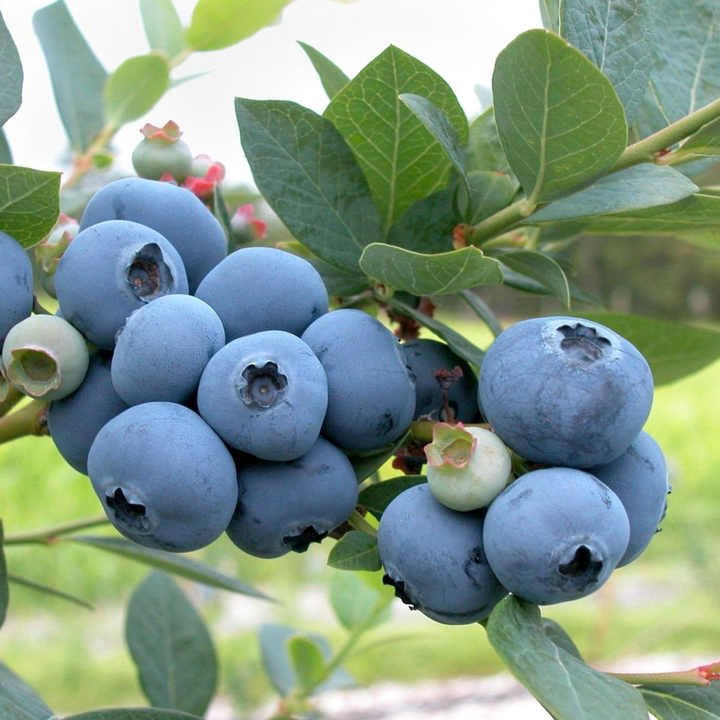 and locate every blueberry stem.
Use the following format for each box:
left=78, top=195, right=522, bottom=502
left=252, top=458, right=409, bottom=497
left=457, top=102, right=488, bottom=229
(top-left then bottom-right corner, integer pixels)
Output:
left=0, top=386, right=24, bottom=417
left=32, top=296, right=52, bottom=316
left=608, top=660, right=720, bottom=687
left=347, top=510, right=378, bottom=538
left=0, top=400, right=49, bottom=445
left=410, top=420, right=491, bottom=444
left=4, top=514, right=109, bottom=546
